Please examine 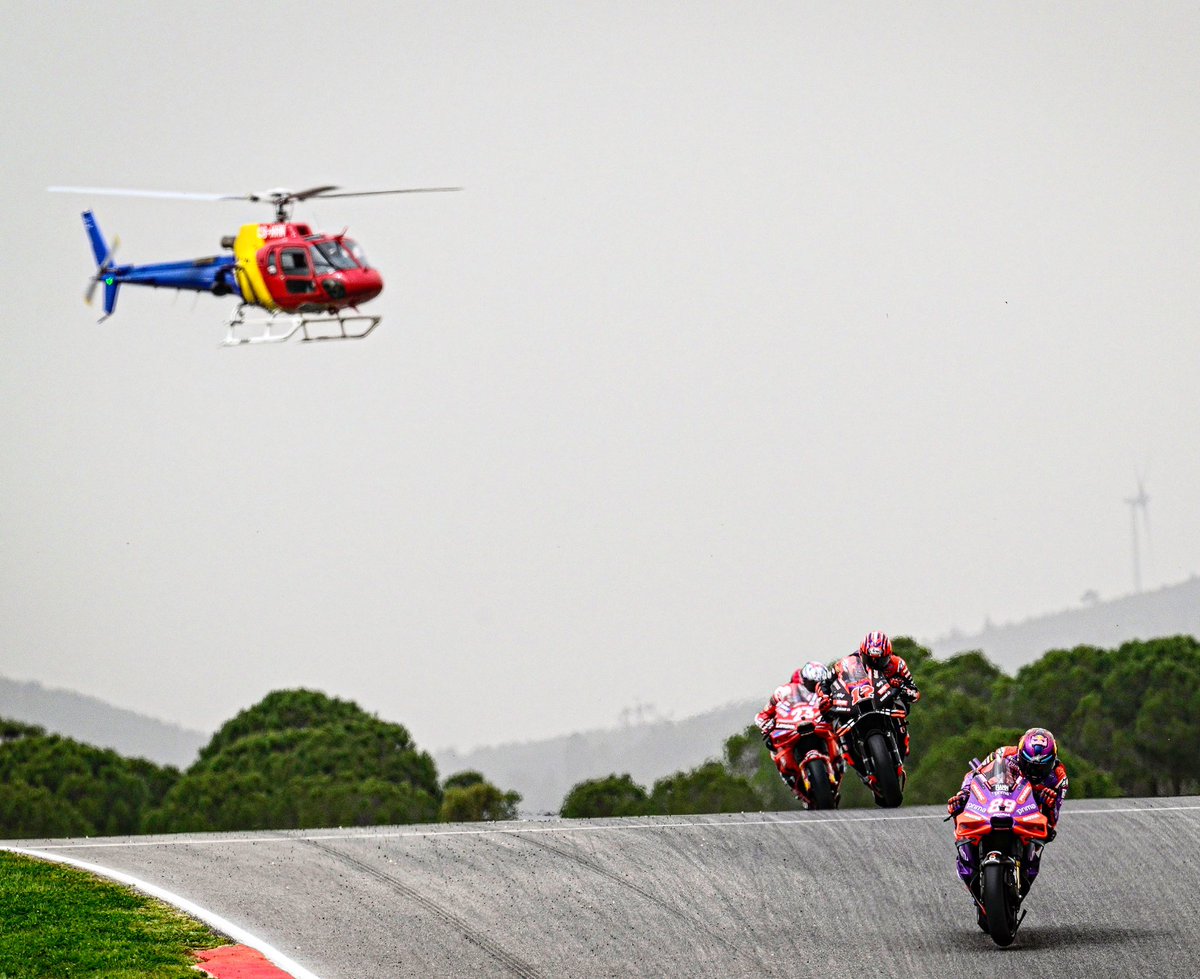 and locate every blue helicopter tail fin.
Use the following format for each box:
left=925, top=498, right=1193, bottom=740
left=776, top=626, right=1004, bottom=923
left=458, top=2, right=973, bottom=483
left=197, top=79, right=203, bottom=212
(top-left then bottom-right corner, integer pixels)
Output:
left=82, top=210, right=111, bottom=266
